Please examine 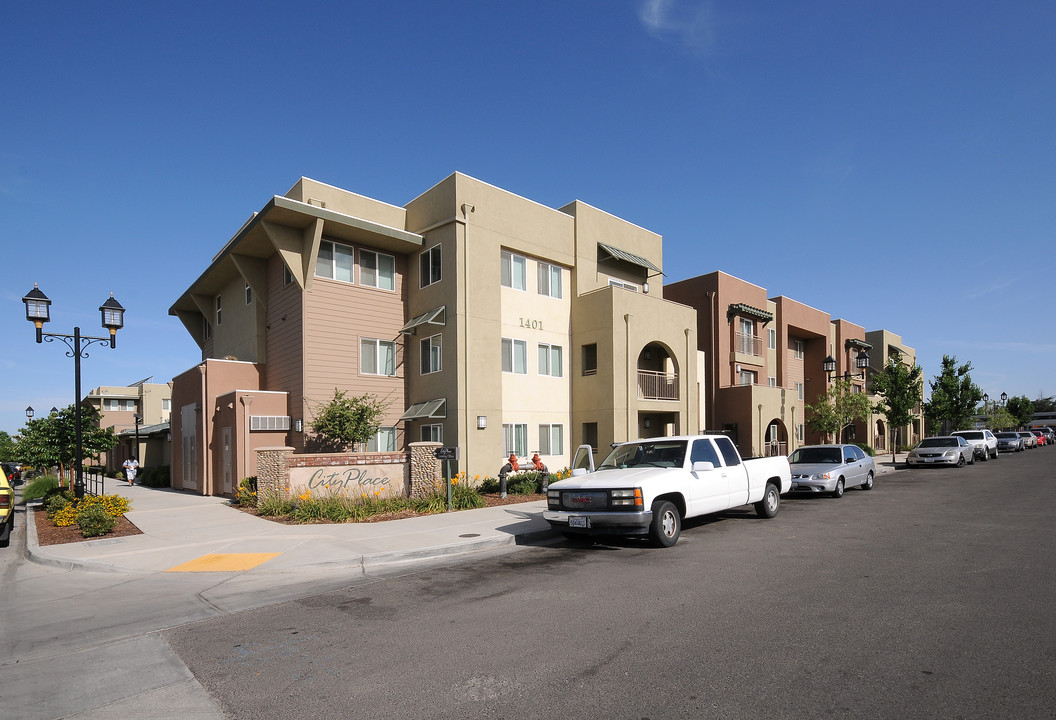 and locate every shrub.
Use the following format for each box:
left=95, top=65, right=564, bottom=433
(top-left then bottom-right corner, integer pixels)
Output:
left=257, top=488, right=295, bottom=517
left=22, top=475, right=59, bottom=504
left=138, top=466, right=171, bottom=488
left=451, top=482, right=486, bottom=509
left=237, top=477, right=258, bottom=507
left=854, top=443, right=876, bottom=457
left=77, top=503, right=116, bottom=538
left=44, top=490, right=74, bottom=520
left=51, top=503, right=79, bottom=527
